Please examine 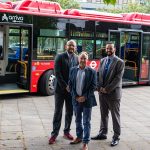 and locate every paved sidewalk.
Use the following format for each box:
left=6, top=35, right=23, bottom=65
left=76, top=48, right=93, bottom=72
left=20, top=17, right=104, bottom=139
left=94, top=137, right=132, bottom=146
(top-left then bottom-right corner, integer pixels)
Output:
left=0, top=86, right=150, bottom=150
